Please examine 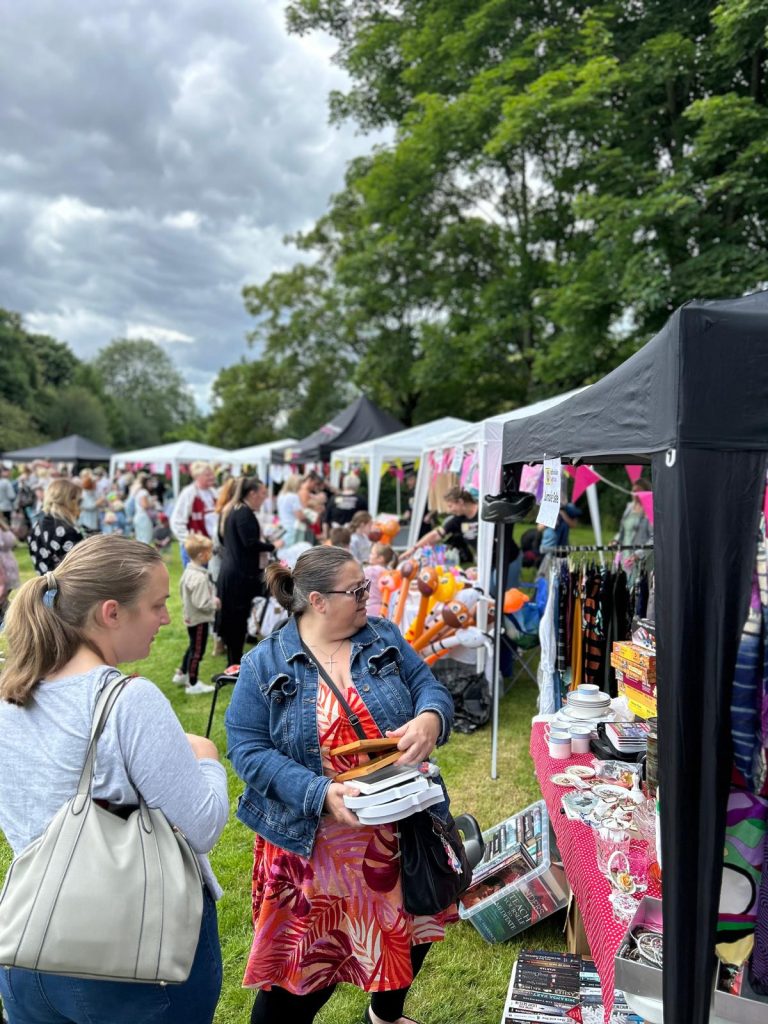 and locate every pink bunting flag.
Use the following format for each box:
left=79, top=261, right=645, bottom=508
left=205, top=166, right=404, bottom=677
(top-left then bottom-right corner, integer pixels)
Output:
left=460, top=453, right=473, bottom=488
left=625, top=465, right=643, bottom=483
left=519, top=464, right=543, bottom=497
left=571, top=466, right=601, bottom=503
left=635, top=490, right=654, bottom=525
left=441, top=448, right=454, bottom=474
